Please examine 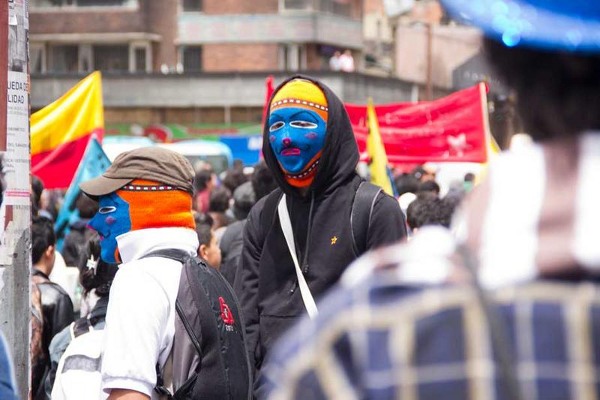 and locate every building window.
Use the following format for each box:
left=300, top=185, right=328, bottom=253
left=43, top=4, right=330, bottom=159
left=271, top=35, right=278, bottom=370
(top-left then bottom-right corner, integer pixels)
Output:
left=281, top=0, right=313, bottom=11
left=48, top=45, right=78, bottom=73
left=31, top=0, right=136, bottom=7
left=318, top=0, right=351, bottom=17
left=30, top=44, right=46, bottom=74
left=182, top=46, right=202, bottom=72
left=182, top=0, right=202, bottom=11
left=39, top=43, right=149, bottom=73
left=134, top=47, right=147, bottom=72
left=279, top=44, right=306, bottom=71
left=93, top=45, right=129, bottom=72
